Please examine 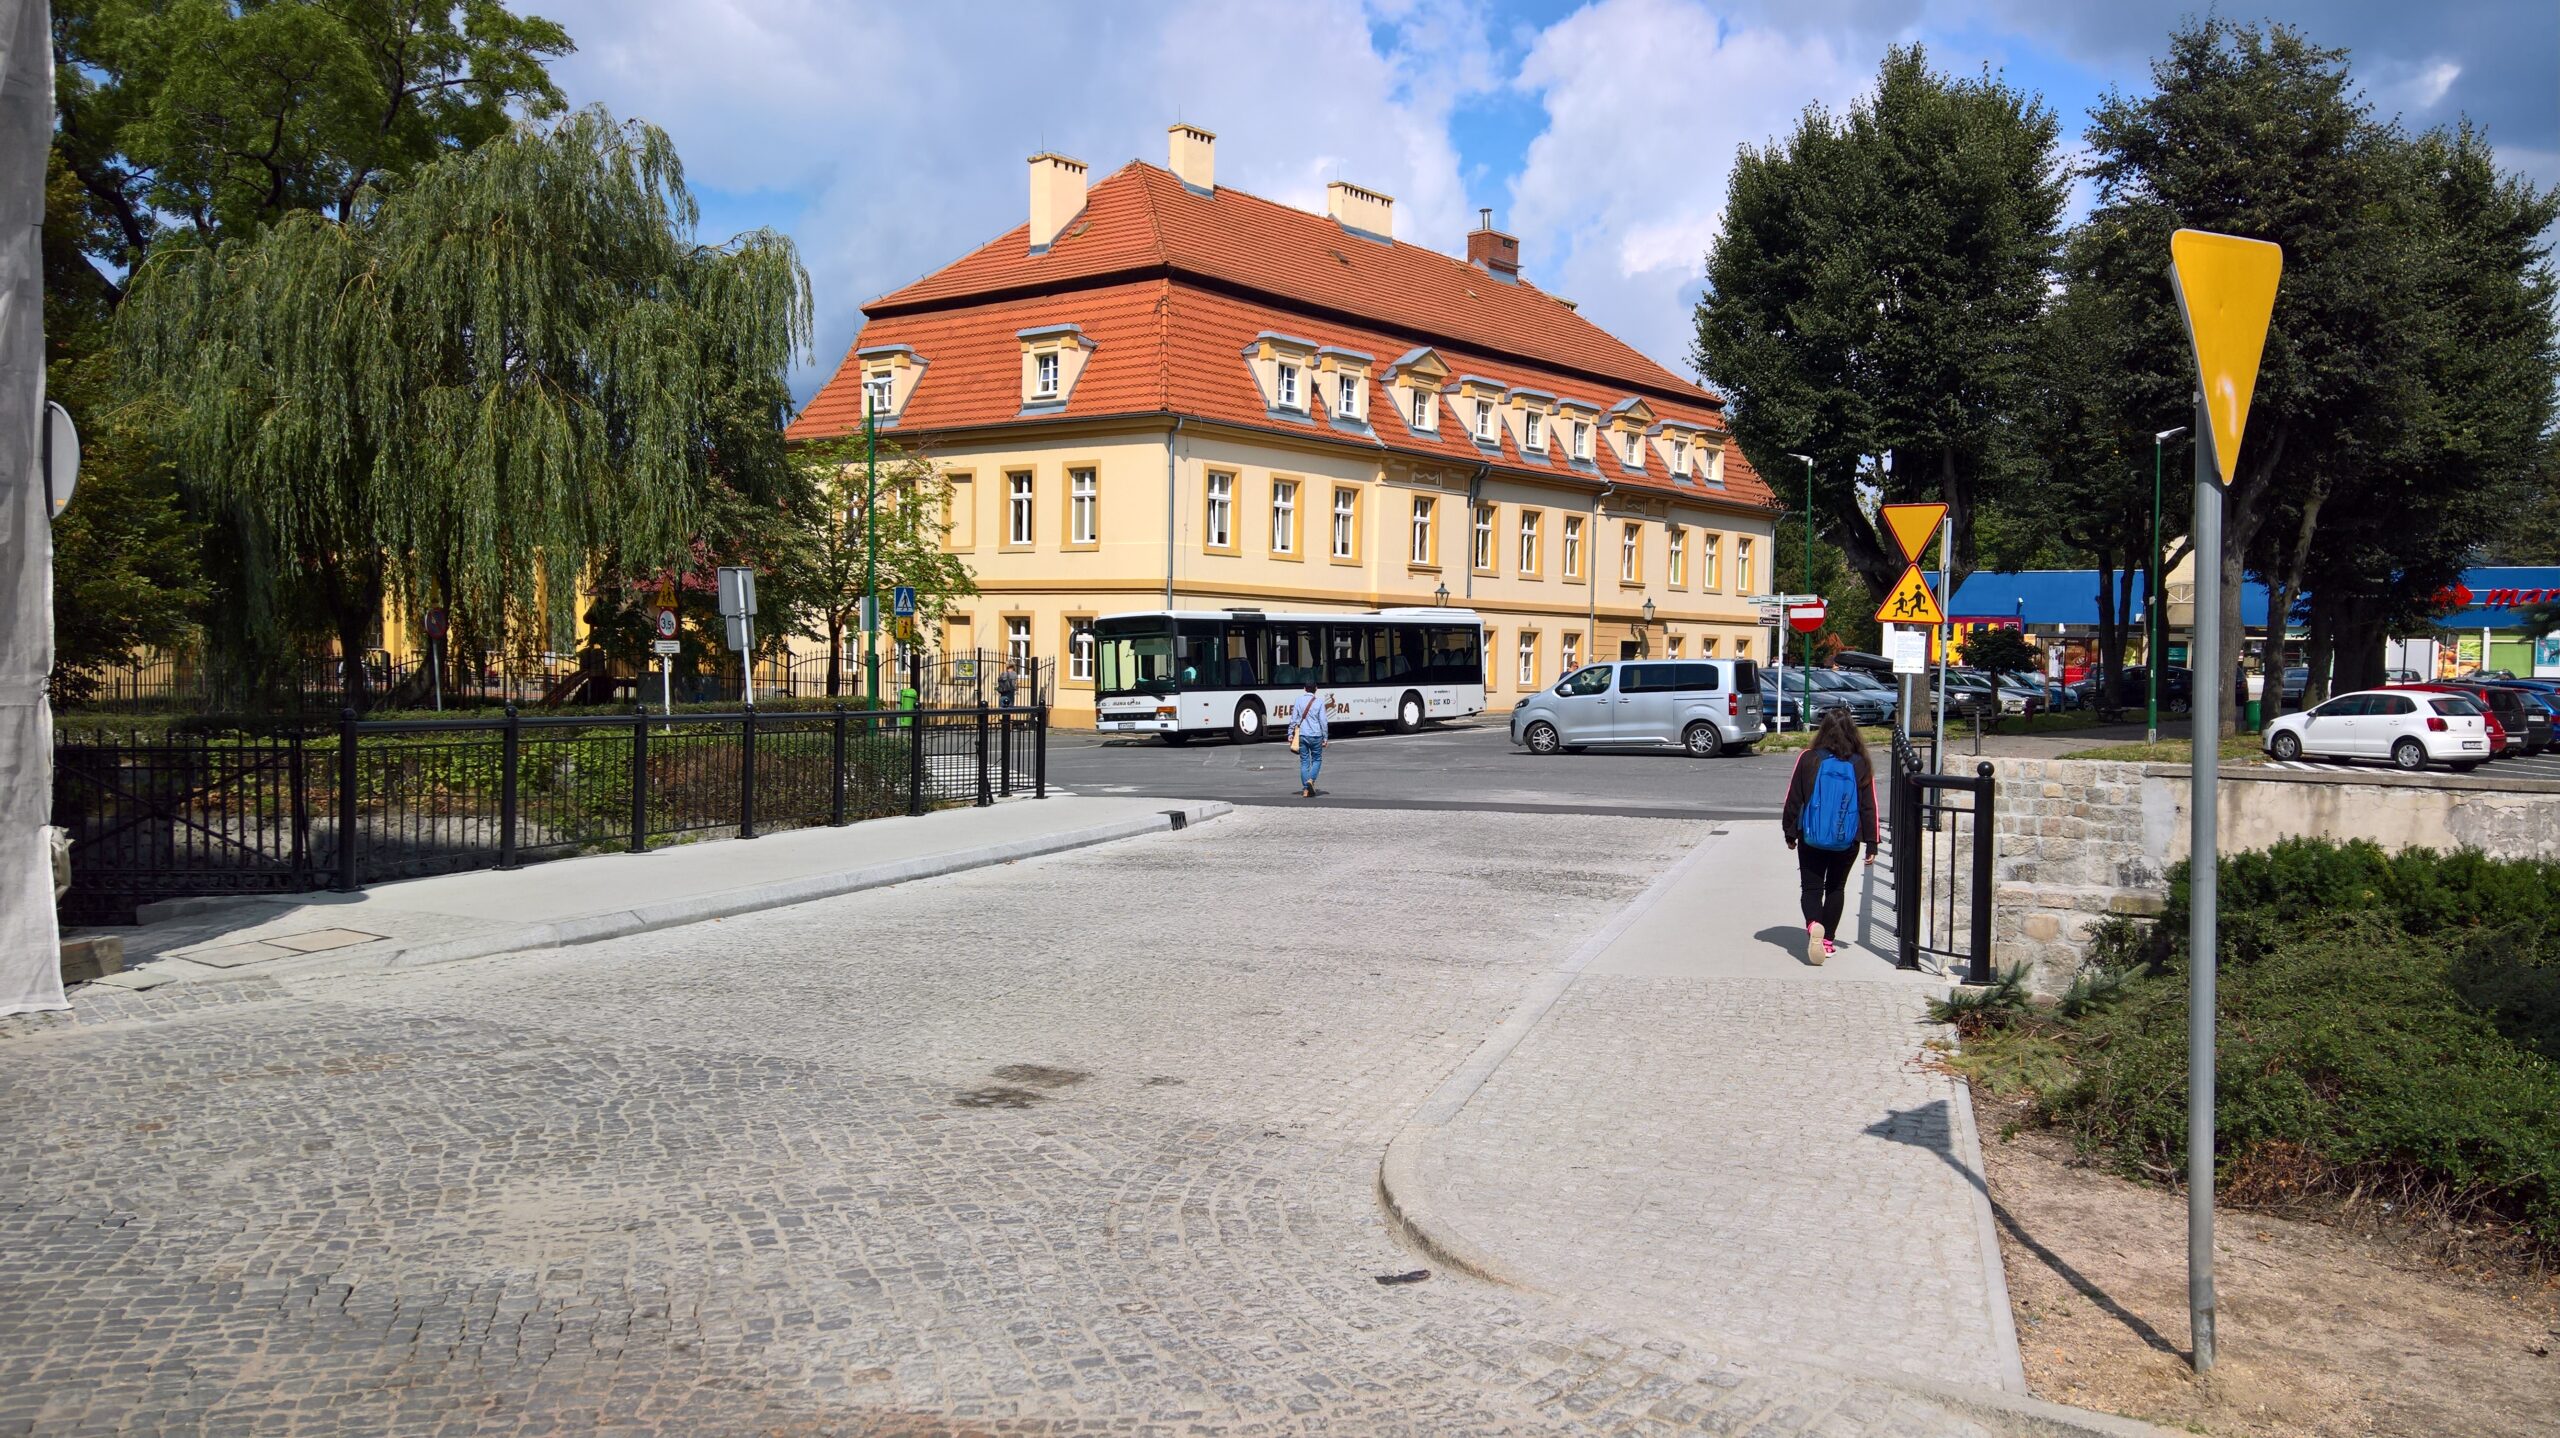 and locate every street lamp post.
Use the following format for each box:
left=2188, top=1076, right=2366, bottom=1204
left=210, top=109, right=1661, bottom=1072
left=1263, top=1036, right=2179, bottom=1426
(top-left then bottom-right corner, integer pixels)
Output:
left=1788, top=453, right=1815, bottom=679
left=2151, top=425, right=2188, bottom=744
left=863, top=397, right=880, bottom=707
left=1639, top=596, right=1655, bottom=656
left=1433, top=581, right=1449, bottom=607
